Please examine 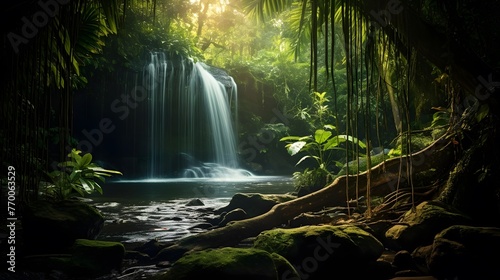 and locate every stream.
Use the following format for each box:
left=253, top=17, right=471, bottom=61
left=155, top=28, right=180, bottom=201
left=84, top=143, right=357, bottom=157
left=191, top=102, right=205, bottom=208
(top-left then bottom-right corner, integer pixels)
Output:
left=89, top=176, right=295, bottom=248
